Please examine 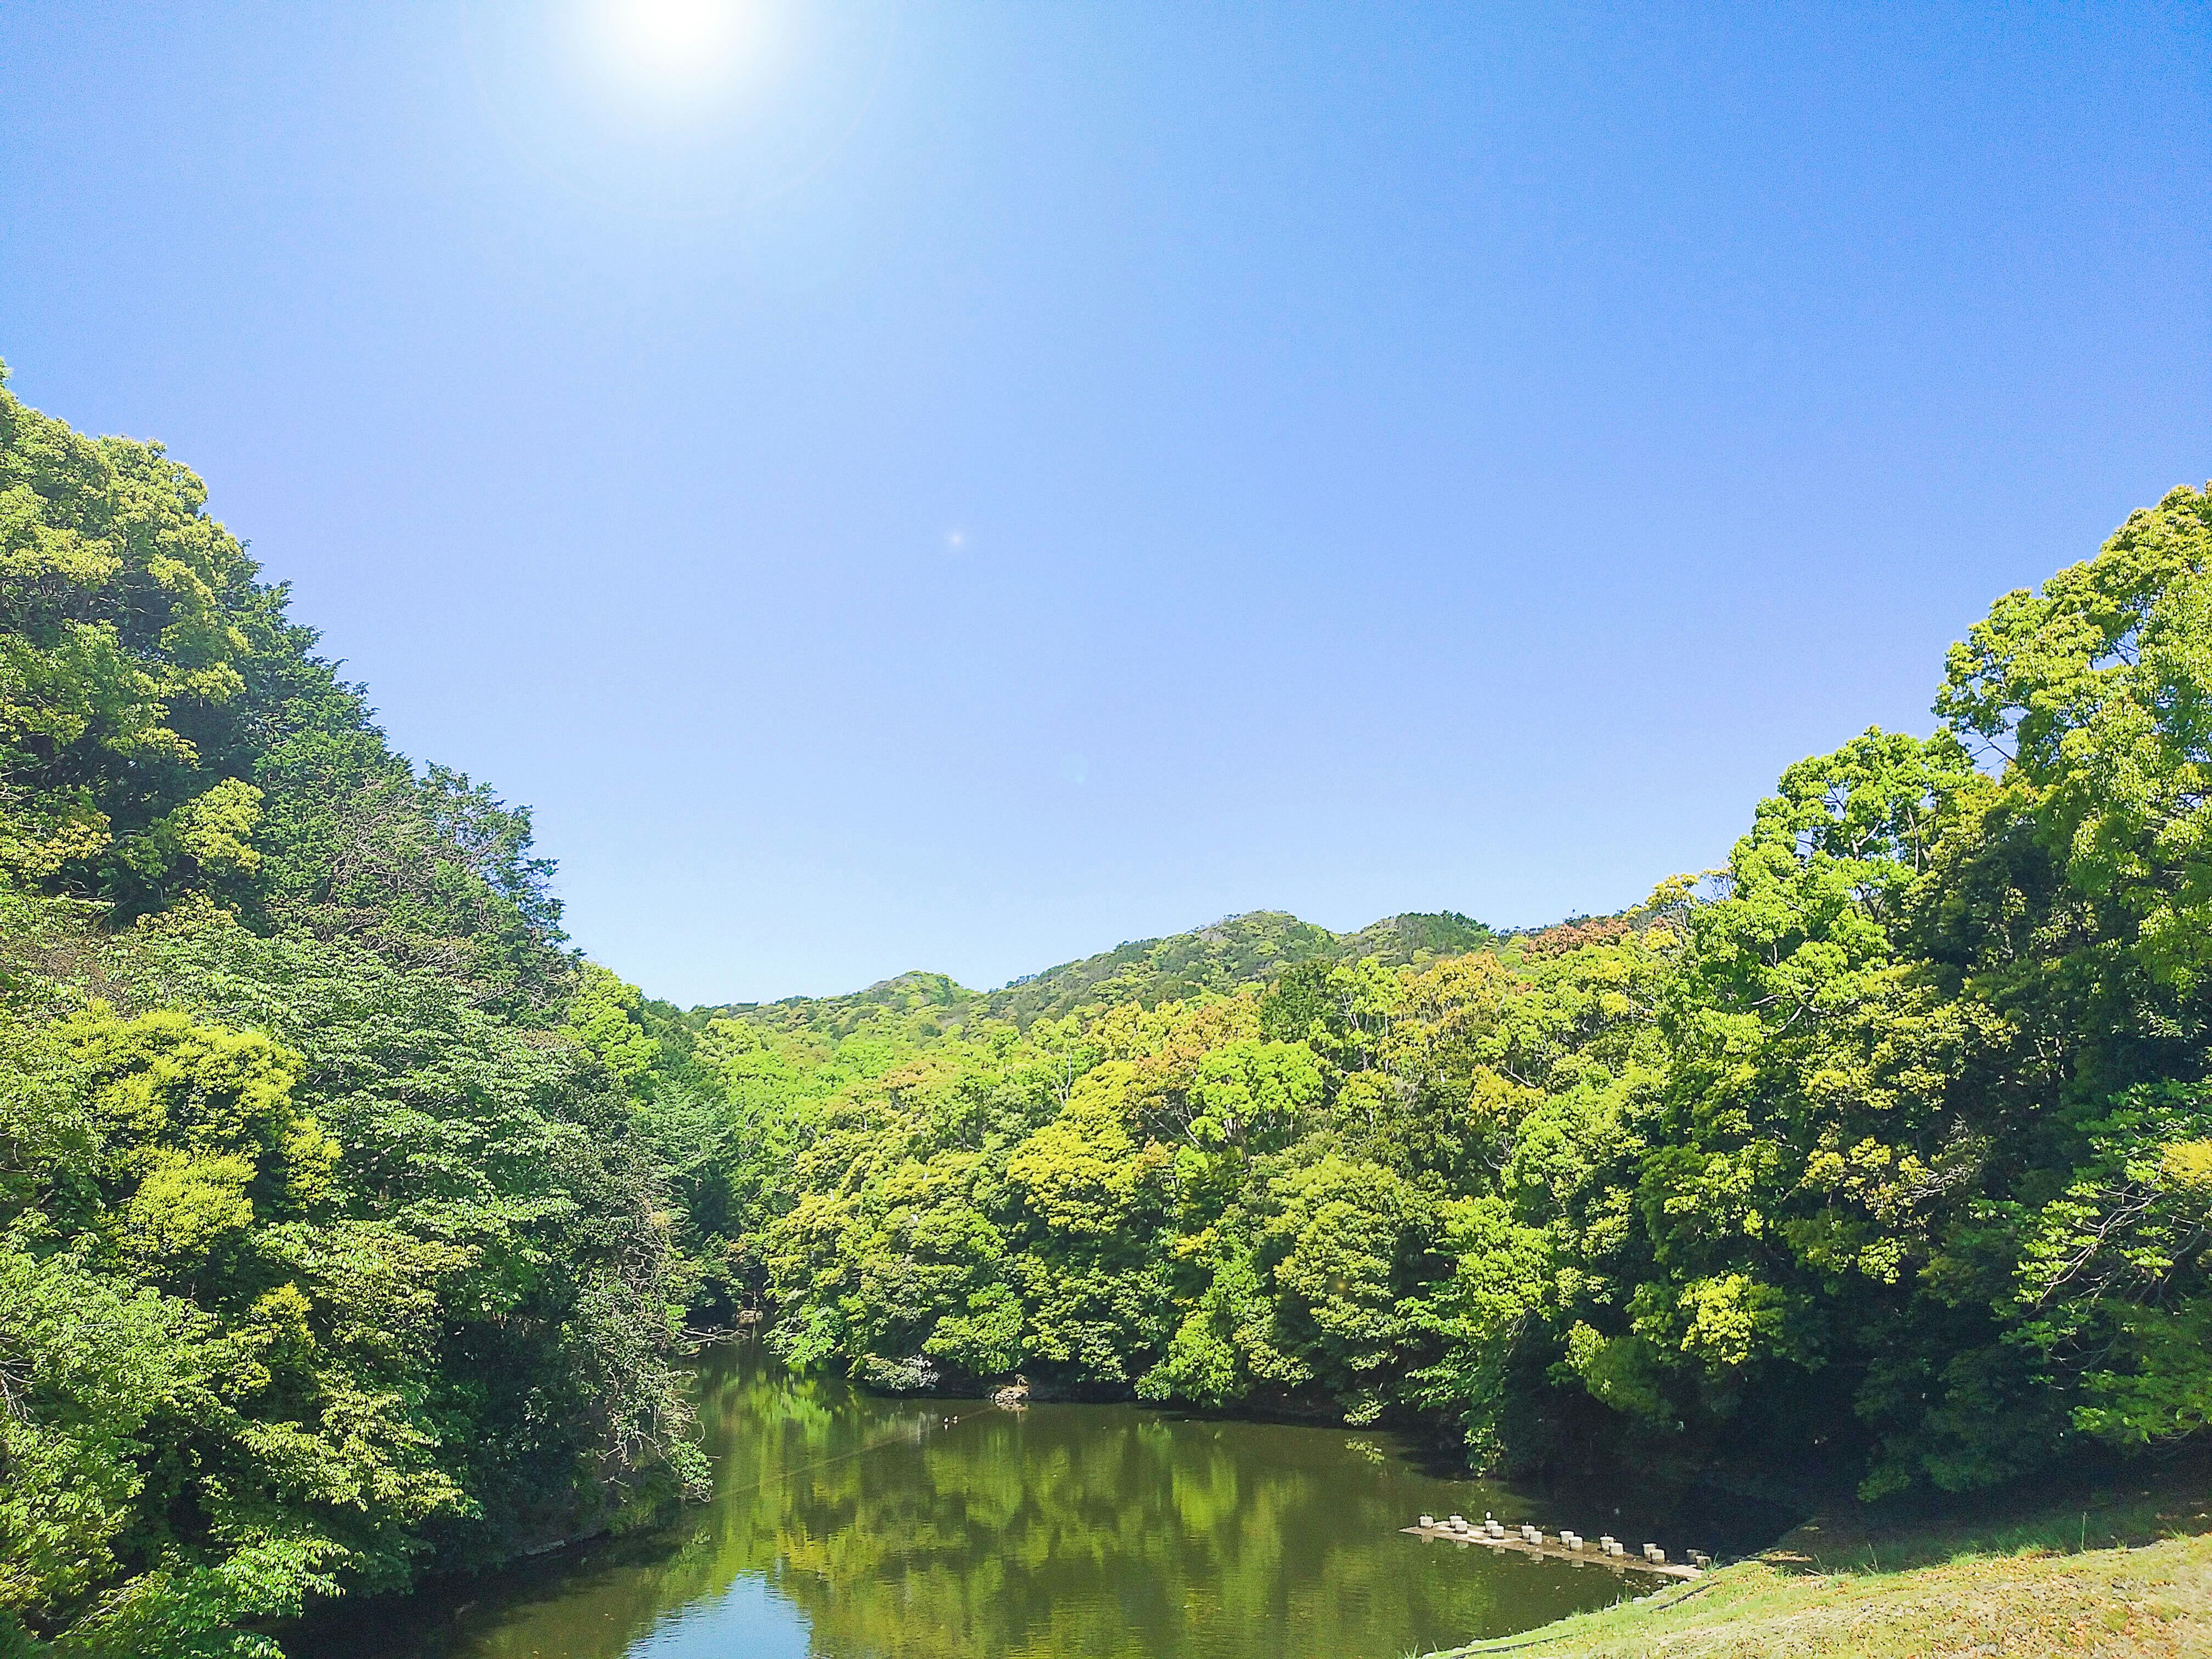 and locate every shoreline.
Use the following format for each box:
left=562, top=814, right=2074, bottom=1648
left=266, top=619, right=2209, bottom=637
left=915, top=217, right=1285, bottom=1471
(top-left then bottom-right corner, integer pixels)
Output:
left=1422, top=1456, right=2212, bottom=1657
